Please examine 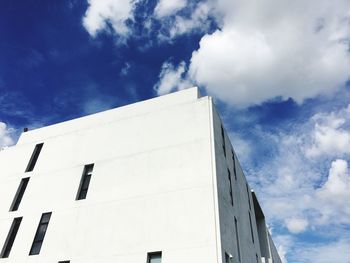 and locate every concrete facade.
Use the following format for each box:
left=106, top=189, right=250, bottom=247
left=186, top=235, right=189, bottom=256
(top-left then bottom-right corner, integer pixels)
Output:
left=0, top=87, right=282, bottom=263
